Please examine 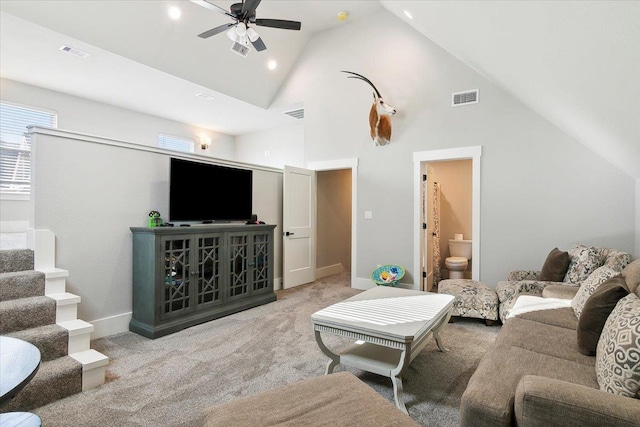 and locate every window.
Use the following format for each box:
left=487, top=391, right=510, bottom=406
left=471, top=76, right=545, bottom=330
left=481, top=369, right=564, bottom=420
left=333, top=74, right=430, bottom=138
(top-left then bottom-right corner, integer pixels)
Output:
left=157, top=133, right=195, bottom=153
left=0, top=102, right=57, bottom=196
